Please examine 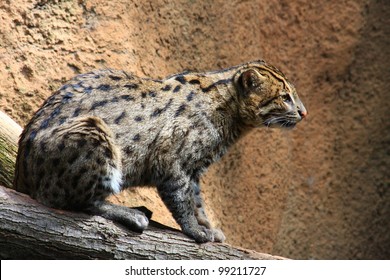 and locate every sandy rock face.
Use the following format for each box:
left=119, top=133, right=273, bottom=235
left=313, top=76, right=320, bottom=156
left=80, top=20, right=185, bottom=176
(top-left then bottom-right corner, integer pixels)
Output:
left=1, top=0, right=389, bottom=259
